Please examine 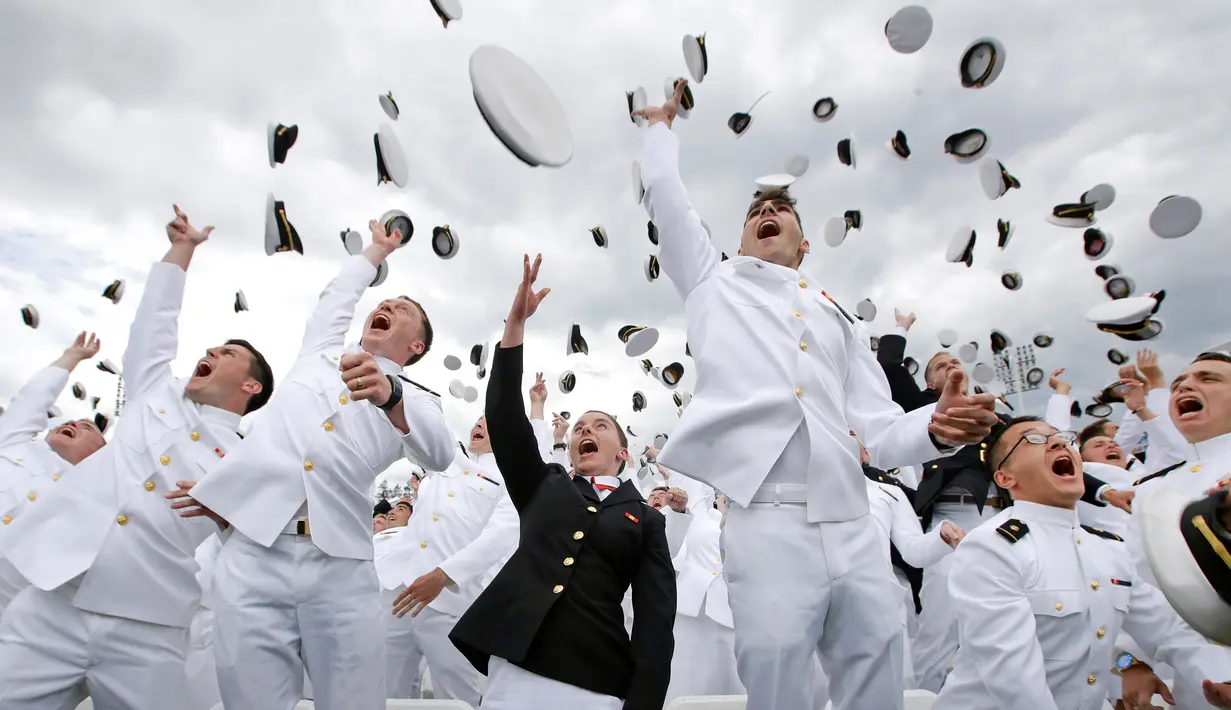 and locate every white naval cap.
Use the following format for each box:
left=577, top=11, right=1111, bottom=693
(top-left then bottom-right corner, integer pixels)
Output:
left=632, top=391, right=647, bottom=412
left=958, top=341, right=978, bottom=363
left=997, top=219, right=1015, bottom=249
left=644, top=255, right=660, bottom=283
left=432, top=225, right=459, bottom=260
left=463, top=385, right=478, bottom=404
left=265, top=194, right=303, bottom=256
left=448, top=379, right=466, bottom=399
left=234, top=290, right=249, bottom=313
left=470, top=45, right=574, bottom=167
left=682, top=33, right=708, bottom=83
left=267, top=123, right=298, bottom=169
left=96, top=359, right=120, bottom=375
left=1149, top=195, right=1202, bottom=239
left=979, top=159, right=1020, bottom=200
left=823, top=217, right=849, bottom=248
left=379, top=92, right=399, bottom=121
left=443, top=354, right=462, bottom=371
left=889, top=130, right=910, bottom=160
left=944, top=129, right=990, bottom=163
left=937, top=328, right=958, bottom=348
left=428, top=0, right=462, bottom=27
left=784, top=154, right=810, bottom=178
left=20, top=304, right=38, bottom=329
left=102, top=279, right=125, bottom=305
left=1081, top=183, right=1116, bottom=211
left=837, top=137, right=856, bottom=168
left=1083, top=228, right=1113, bottom=260
left=378, top=209, right=415, bottom=246
left=627, top=87, right=648, bottom=127
left=946, top=227, right=976, bottom=267
left=1045, top=202, right=1096, bottom=229
left=659, top=362, right=684, bottom=389
left=855, top=299, right=877, bottom=322
left=589, top=225, right=609, bottom=249
left=663, top=78, right=695, bottom=119
left=631, top=160, right=646, bottom=205
left=728, top=91, right=771, bottom=138
left=972, top=362, right=995, bottom=385
left=990, top=330, right=1011, bottom=355
left=755, top=173, right=796, bottom=191
left=618, top=326, right=659, bottom=358
left=567, top=323, right=589, bottom=356
left=885, top=6, right=933, bottom=54
left=959, top=37, right=1007, bottom=89
left=1107, top=349, right=1129, bottom=365
left=374, top=123, right=409, bottom=188
left=1000, top=271, right=1022, bottom=291
left=1032, top=333, right=1054, bottom=348
left=811, top=97, right=838, bottom=122
left=71, top=382, right=86, bottom=401
left=559, top=371, right=576, bottom=394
